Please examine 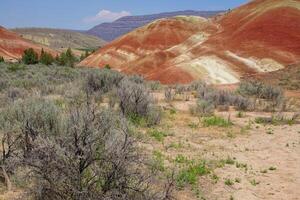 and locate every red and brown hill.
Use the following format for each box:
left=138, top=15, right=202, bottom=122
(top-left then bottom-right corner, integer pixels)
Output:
left=0, top=26, right=57, bottom=62
left=79, top=0, right=300, bottom=84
